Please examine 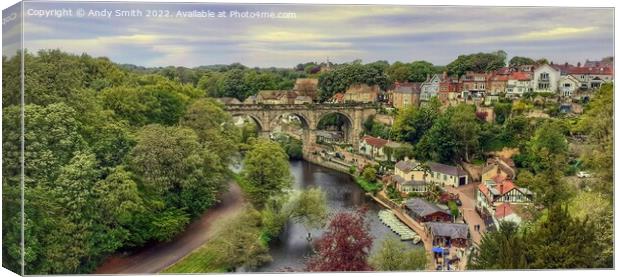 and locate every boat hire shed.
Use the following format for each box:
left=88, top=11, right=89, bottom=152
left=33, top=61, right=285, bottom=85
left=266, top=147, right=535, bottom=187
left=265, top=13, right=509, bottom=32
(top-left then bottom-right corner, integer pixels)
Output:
left=426, top=222, right=470, bottom=248
left=404, top=198, right=452, bottom=222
